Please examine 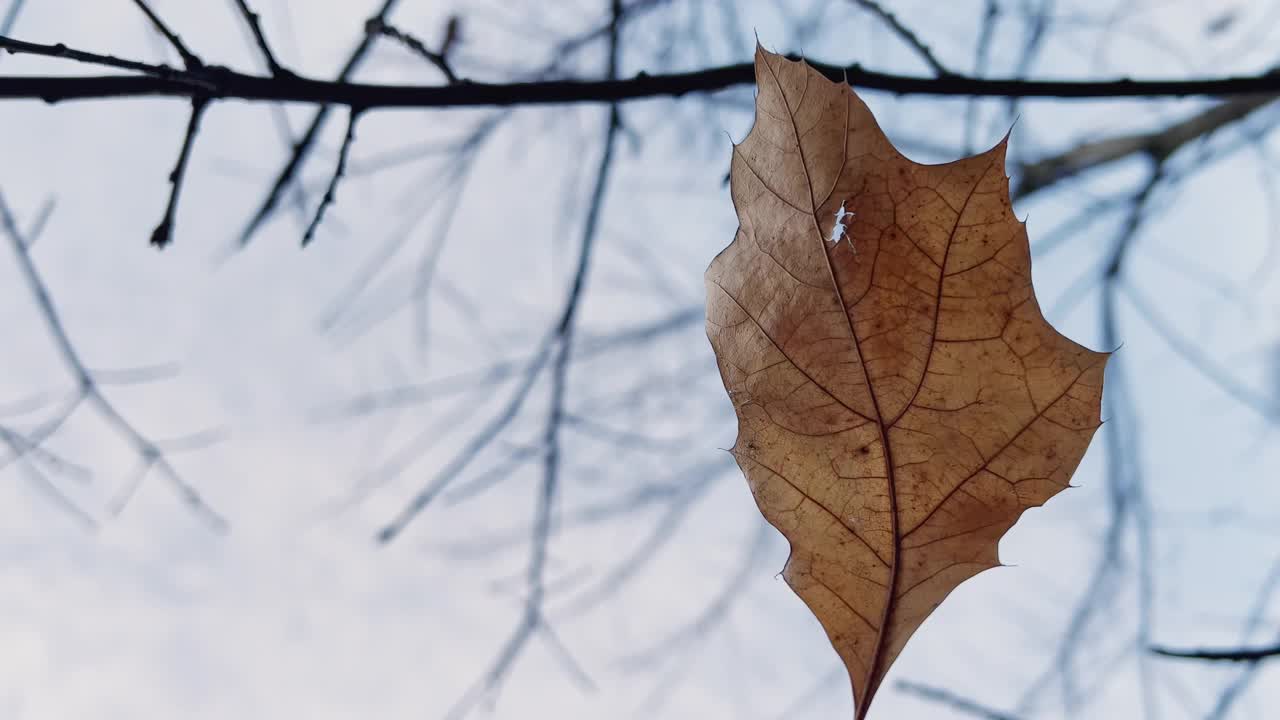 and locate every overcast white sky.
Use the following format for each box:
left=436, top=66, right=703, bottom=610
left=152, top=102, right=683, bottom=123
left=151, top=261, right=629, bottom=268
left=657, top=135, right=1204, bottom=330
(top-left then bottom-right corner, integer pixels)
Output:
left=1, top=1, right=1279, bottom=719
